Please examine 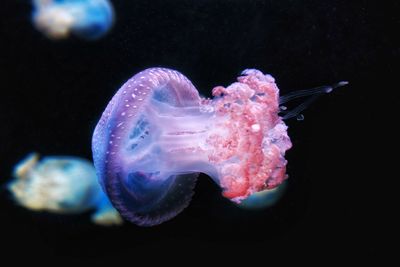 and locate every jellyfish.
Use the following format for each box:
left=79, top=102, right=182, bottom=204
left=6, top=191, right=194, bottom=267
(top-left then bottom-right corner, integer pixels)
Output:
left=92, top=67, right=347, bottom=226
left=32, top=0, right=114, bottom=40
left=8, top=153, right=123, bottom=226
